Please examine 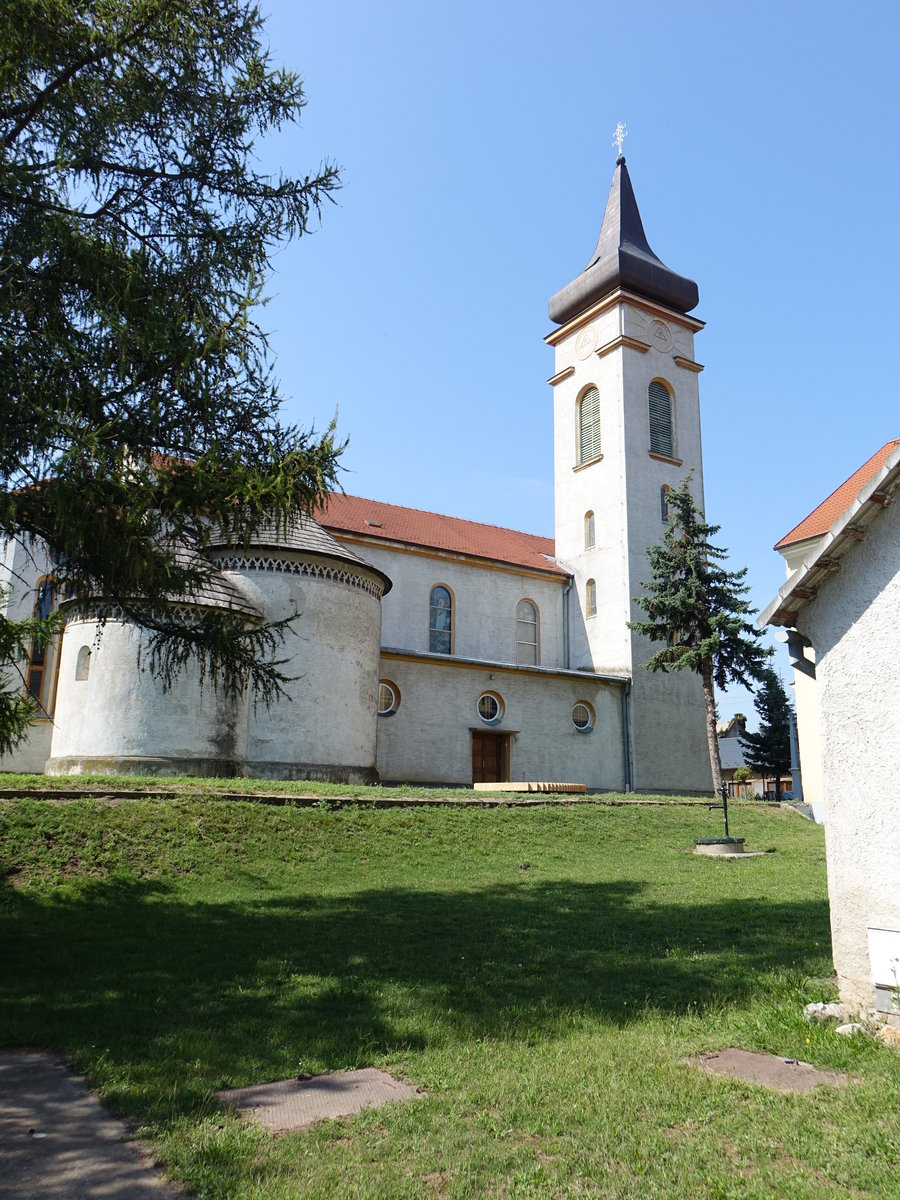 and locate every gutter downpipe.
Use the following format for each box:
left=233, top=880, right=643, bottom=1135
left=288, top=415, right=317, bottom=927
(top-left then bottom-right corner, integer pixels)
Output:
left=621, top=678, right=633, bottom=793
left=562, top=576, right=572, bottom=670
